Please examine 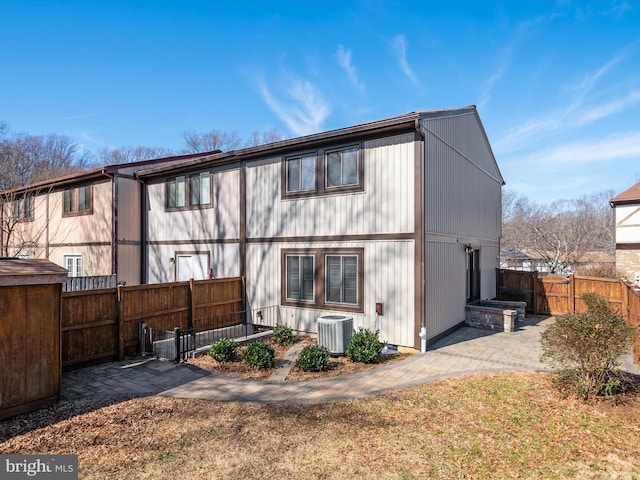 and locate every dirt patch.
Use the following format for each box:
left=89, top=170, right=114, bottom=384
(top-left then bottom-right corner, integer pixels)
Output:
left=186, top=336, right=412, bottom=380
